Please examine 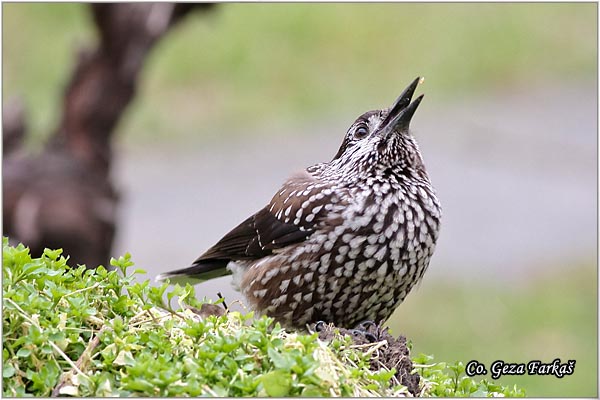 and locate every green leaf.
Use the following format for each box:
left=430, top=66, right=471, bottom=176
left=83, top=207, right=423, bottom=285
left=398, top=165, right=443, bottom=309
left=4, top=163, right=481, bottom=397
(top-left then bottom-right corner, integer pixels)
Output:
left=260, top=370, right=292, bottom=397
left=3, top=364, right=16, bottom=378
left=43, top=248, right=63, bottom=261
left=16, top=347, right=31, bottom=357
left=267, top=347, right=294, bottom=370
left=113, top=350, right=136, bottom=367
left=301, top=386, right=325, bottom=397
